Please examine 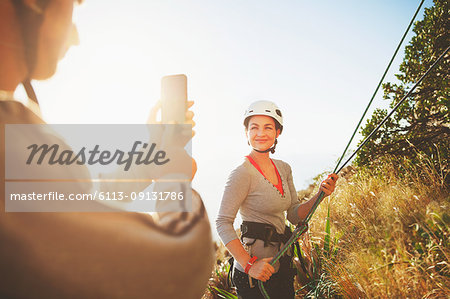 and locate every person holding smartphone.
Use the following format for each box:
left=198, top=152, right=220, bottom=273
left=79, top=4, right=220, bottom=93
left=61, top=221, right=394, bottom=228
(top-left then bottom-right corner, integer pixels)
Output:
left=0, top=0, right=213, bottom=298
left=216, top=100, right=338, bottom=298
